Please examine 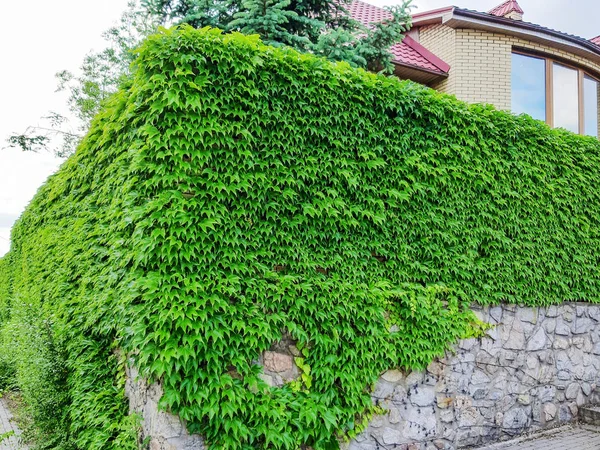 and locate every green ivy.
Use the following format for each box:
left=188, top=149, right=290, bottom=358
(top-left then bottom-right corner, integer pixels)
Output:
left=1, top=25, right=600, bottom=449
